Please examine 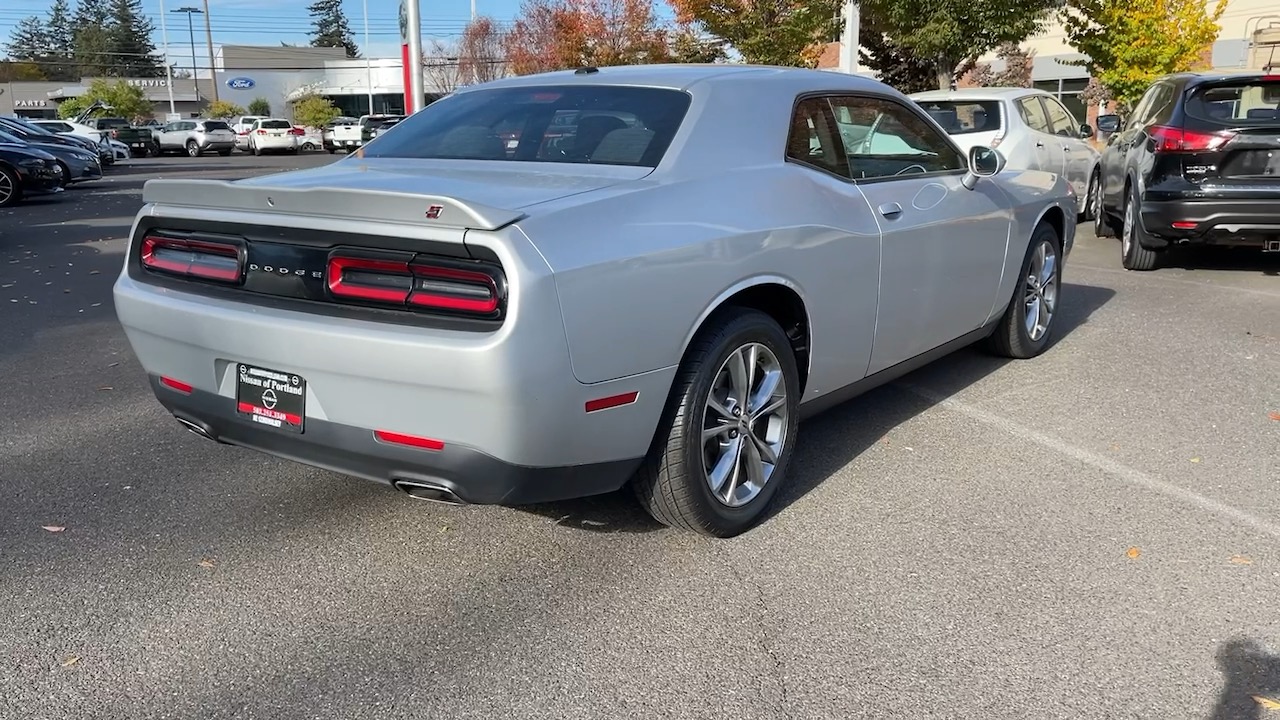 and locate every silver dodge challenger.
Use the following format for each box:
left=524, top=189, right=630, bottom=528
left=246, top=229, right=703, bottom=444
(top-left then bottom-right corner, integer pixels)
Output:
left=114, top=64, right=1077, bottom=537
